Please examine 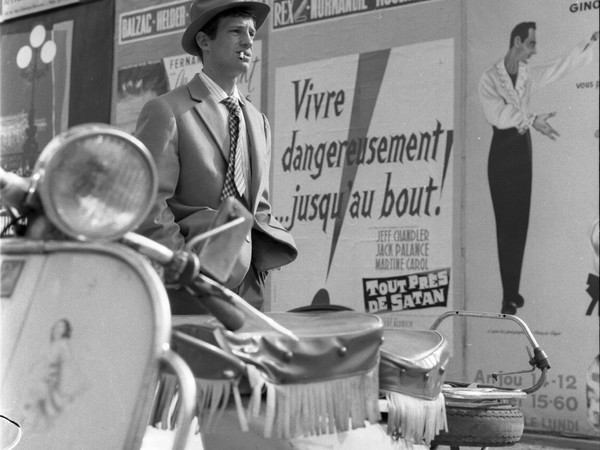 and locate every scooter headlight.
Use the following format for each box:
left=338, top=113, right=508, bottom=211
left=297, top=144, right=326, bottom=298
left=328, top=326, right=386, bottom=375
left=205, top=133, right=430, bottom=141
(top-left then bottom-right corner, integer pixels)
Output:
left=32, top=124, right=157, bottom=241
